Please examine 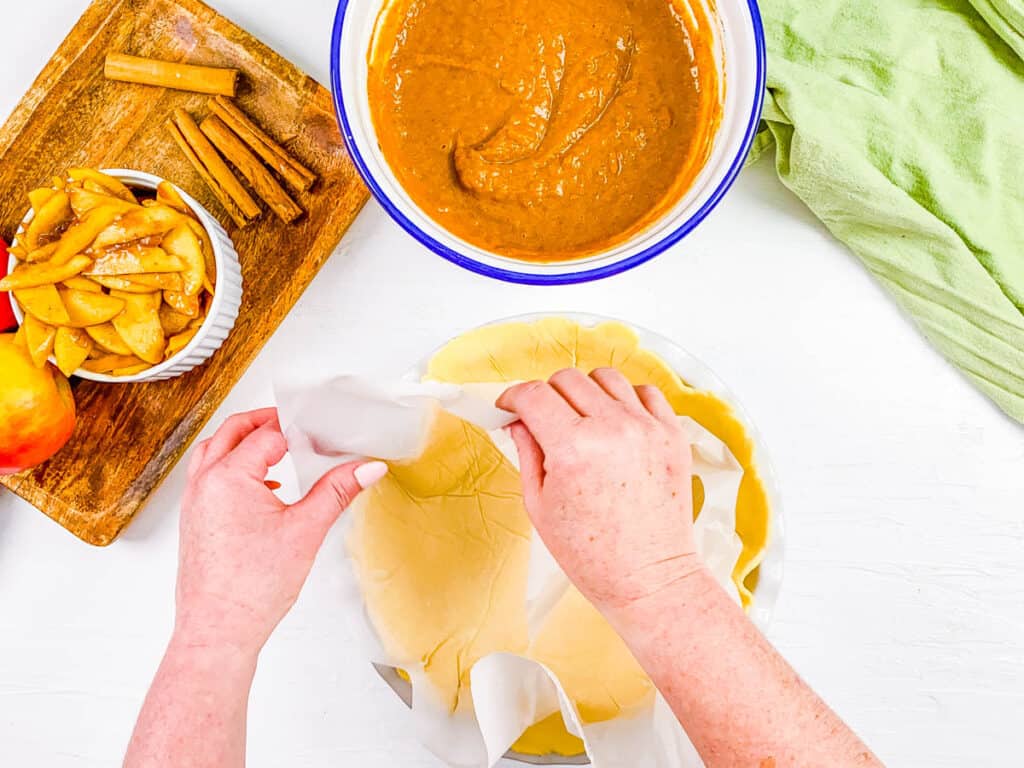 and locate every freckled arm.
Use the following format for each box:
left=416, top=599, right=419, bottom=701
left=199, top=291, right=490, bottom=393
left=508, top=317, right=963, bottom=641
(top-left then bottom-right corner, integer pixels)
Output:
left=612, top=570, right=884, bottom=768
